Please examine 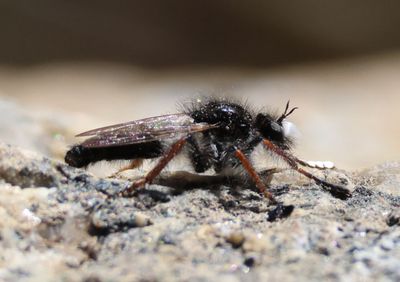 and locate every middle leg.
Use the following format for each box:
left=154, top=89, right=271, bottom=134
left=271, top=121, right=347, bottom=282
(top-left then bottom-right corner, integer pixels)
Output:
left=110, top=159, right=144, bottom=178
left=234, top=148, right=277, bottom=204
